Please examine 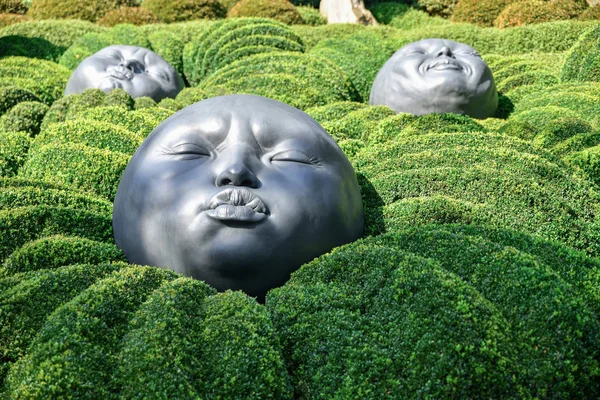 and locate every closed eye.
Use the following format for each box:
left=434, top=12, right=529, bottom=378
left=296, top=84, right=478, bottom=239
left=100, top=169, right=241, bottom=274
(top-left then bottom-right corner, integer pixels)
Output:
left=161, top=143, right=211, bottom=160
left=271, top=150, right=318, bottom=165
